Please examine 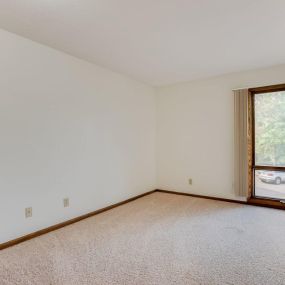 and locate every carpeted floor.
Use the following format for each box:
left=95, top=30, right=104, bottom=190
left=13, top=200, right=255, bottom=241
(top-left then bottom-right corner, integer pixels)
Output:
left=1, top=192, right=285, bottom=285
